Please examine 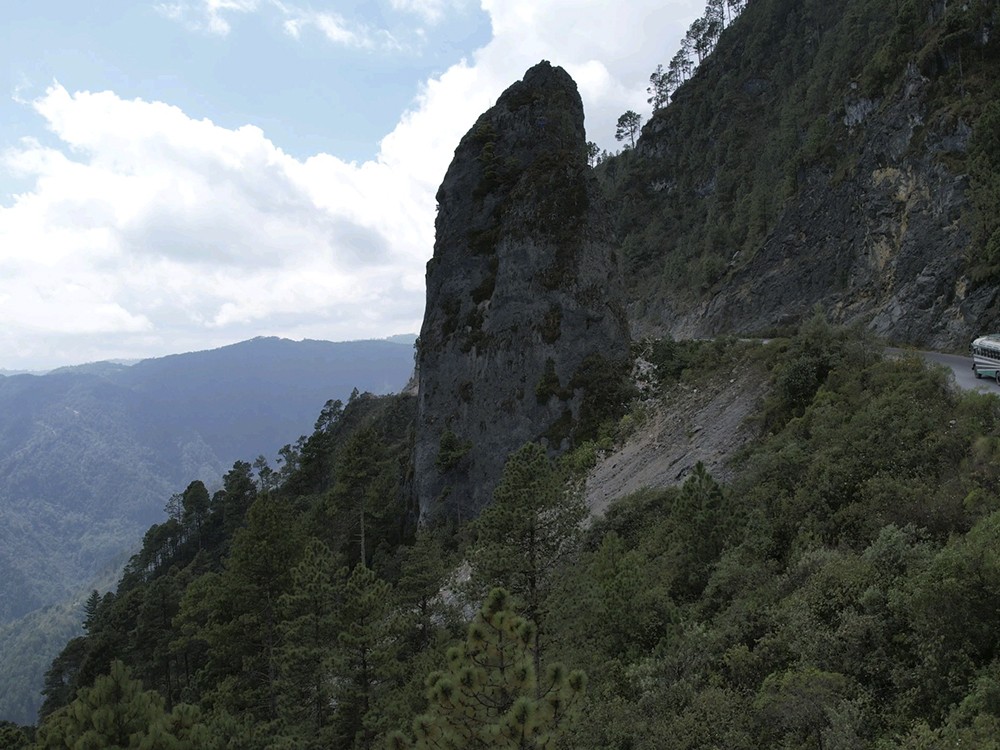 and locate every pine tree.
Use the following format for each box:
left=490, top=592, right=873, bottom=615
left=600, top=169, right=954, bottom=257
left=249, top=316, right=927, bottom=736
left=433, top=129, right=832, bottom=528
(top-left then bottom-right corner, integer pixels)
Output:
left=614, top=111, right=642, bottom=149
left=585, top=532, right=669, bottom=660
left=647, top=64, right=670, bottom=111
left=670, top=462, right=729, bottom=599
left=387, top=589, right=585, bottom=750
left=469, top=443, right=587, bottom=681
left=332, top=564, right=399, bottom=750
left=220, top=460, right=257, bottom=537
left=330, top=427, right=386, bottom=566
left=275, top=539, right=341, bottom=748
left=0, top=721, right=31, bottom=750
left=397, top=532, right=449, bottom=653
left=82, top=590, right=102, bottom=633
left=39, top=637, right=88, bottom=719
left=132, top=573, right=183, bottom=709
left=181, top=480, right=211, bottom=547
left=34, top=660, right=212, bottom=749
left=176, top=496, right=304, bottom=720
